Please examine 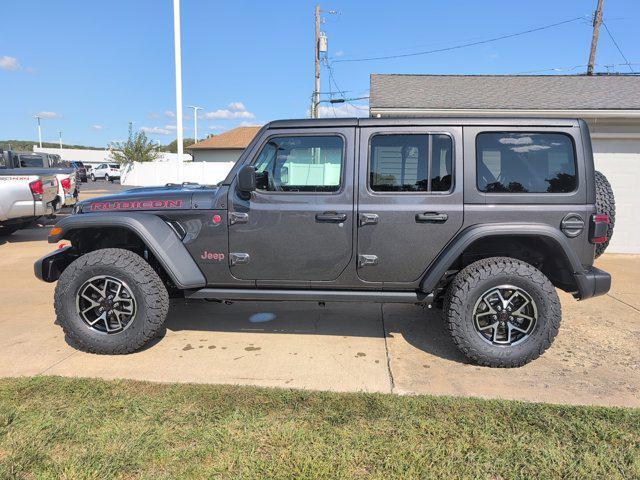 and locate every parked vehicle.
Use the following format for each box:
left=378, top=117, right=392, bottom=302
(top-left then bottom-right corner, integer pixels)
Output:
left=9, top=152, right=78, bottom=209
left=0, top=151, right=58, bottom=236
left=35, top=118, right=615, bottom=367
left=70, top=161, right=88, bottom=182
left=90, top=163, right=121, bottom=182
